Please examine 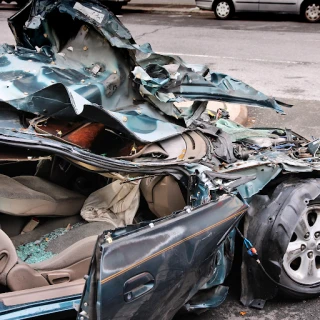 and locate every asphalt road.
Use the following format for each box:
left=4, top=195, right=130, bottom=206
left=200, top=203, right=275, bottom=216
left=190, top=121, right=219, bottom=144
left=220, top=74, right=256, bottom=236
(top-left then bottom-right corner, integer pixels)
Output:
left=0, top=5, right=319, bottom=320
